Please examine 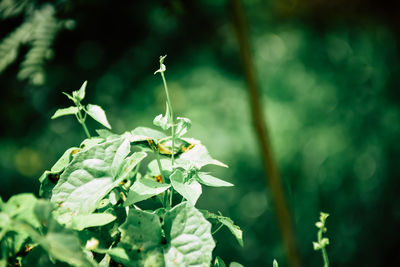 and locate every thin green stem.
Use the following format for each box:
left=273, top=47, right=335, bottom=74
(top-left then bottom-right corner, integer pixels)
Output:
left=160, top=71, right=175, bottom=166
left=212, top=223, right=224, bottom=235
left=75, top=104, right=91, bottom=138
left=154, top=147, right=170, bottom=208
left=154, top=148, right=164, bottom=181
left=318, top=230, right=329, bottom=267
left=80, top=120, right=91, bottom=138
